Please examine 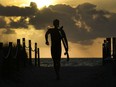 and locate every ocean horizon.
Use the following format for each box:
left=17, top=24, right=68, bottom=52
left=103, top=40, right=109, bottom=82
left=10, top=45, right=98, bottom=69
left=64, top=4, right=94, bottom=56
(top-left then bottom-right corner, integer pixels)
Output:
left=32, top=58, right=103, bottom=67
